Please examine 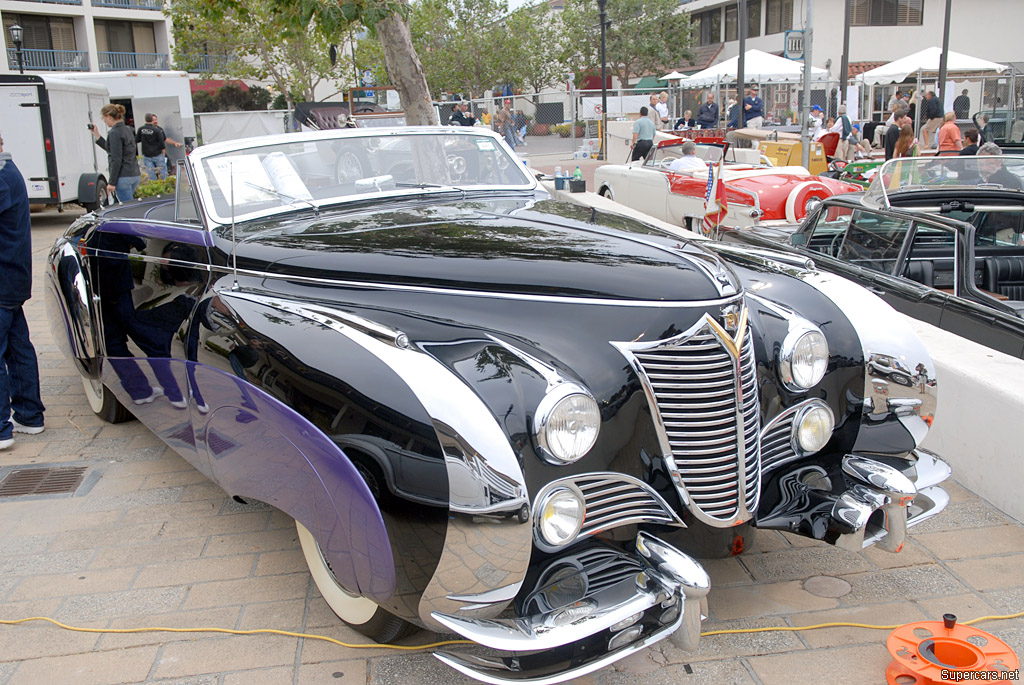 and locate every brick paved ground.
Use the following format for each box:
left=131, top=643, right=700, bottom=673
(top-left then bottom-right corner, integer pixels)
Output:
left=1, top=208, right=1021, bottom=684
